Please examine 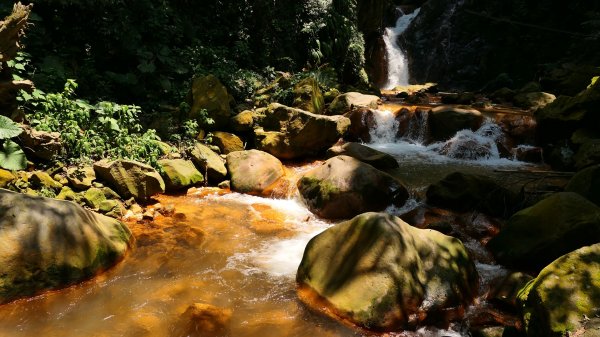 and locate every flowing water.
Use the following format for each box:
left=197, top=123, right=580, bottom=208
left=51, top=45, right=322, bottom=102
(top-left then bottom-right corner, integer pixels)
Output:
left=383, top=8, right=421, bottom=90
